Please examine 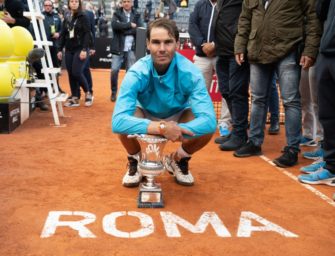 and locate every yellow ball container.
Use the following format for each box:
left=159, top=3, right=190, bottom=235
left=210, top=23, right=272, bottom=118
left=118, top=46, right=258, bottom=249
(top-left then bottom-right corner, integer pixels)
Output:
left=11, top=26, right=34, bottom=61
left=0, top=63, right=16, bottom=97
left=0, top=20, right=15, bottom=63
